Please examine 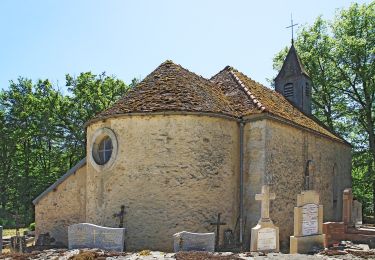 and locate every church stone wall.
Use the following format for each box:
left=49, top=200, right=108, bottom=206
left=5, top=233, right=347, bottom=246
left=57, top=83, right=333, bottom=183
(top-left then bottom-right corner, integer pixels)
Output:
left=243, top=120, right=266, bottom=249
left=85, top=114, right=240, bottom=251
left=263, top=119, right=351, bottom=250
left=34, top=165, right=87, bottom=245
